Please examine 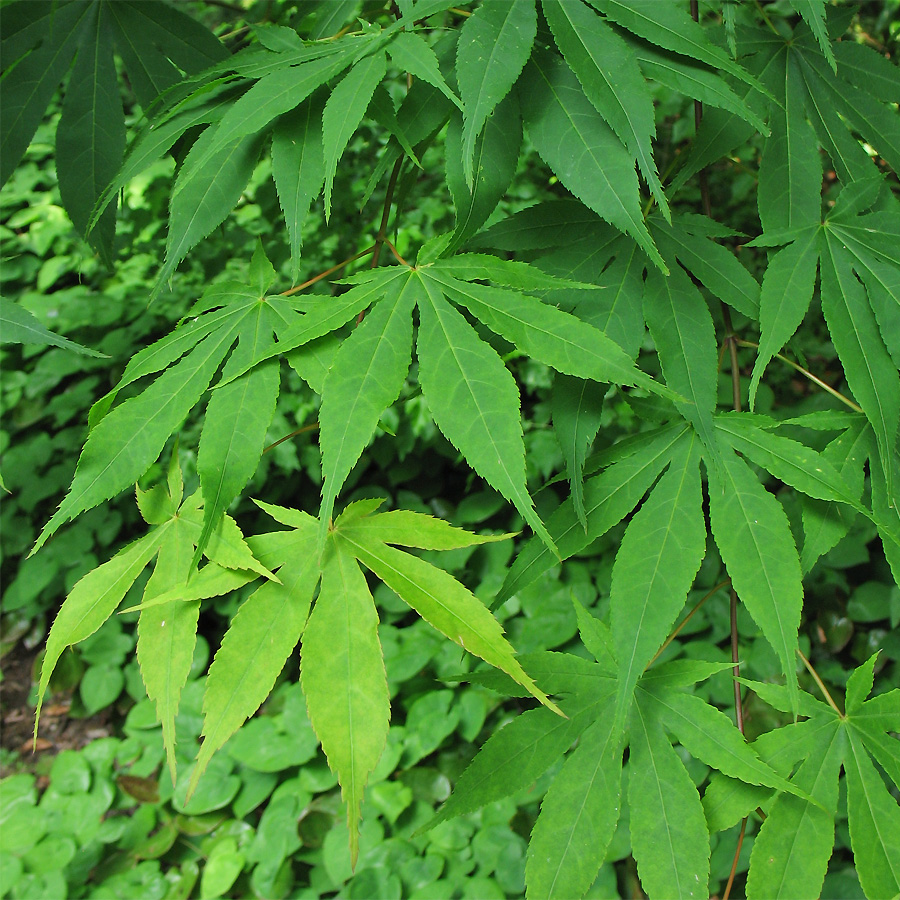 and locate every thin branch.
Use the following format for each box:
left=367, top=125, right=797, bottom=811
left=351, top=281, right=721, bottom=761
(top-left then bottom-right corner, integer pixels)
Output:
left=648, top=579, right=732, bottom=667
left=262, top=422, right=319, bottom=455
left=734, top=339, right=865, bottom=413
left=797, top=648, right=843, bottom=716
left=280, top=246, right=376, bottom=296
left=722, top=818, right=748, bottom=900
